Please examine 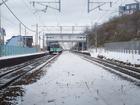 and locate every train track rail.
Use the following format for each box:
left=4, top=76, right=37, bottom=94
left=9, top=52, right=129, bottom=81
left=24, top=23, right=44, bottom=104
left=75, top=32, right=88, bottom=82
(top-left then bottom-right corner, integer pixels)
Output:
left=0, top=56, right=48, bottom=78
left=0, top=54, right=59, bottom=90
left=77, top=53, right=140, bottom=81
